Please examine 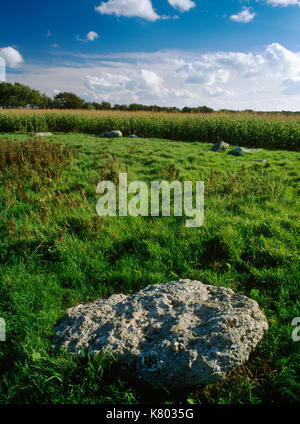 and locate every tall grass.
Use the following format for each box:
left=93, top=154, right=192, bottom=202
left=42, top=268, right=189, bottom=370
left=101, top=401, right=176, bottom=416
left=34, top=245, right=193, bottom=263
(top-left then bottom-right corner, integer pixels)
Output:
left=0, top=137, right=73, bottom=181
left=0, top=109, right=299, bottom=150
